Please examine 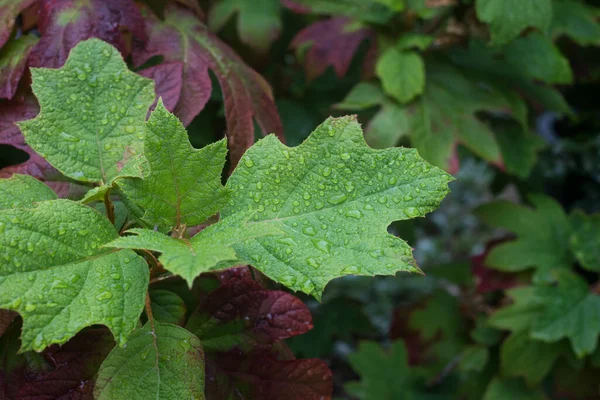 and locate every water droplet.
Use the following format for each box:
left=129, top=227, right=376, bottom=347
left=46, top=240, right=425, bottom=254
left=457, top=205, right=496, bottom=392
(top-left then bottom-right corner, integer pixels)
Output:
left=111, top=273, right=121, bottom=280
left=306, top=258, right=319, bottom=269
left=312, top=239, right=331, bottom=254
left=77, top=73, right=87, bottom=81
left=283, top=150, right=290, bottom=159
left=125, top=125, right=135, bottom=133
left=102, top=48, right=111, bottom=57
left=96, top=291, right=113, bottom=301
left=26, top=242, right=34, bottom=252
left=346, top=210, right=362, bottom=219
left=340, top=153, right=351, bottom=160
left=12, top=298, right=22, bottom=308
left=0, top=222, right=5, bottom=234
left=78, top=229, right=89, bottom=236
left=369, top=249, right=384, bottom=258
left=277, top=237, right=297, bottom=246
left=302, top=226, right=317, bottom=236
left=256, top=182, right=263, bottom=190
left=344, top=182, right=355, bottom=192
left=342, top=266, right=360, bottom=274
left=389, top=177, right=397, bottom=185
left=60, top=131, right=80, bottom=142
left=25, top=303, right=37, bottom=312
left=140, top=348, right=150, bottom=360
left=405, top=207, right=419, bottom=217
left=58, top=225, right=66, bottom=235
left=243, top=158, right=254, bottom=167
left=322, top=167, right=332, bottom=177
left=301, top=280, right=315, bottom=293
left=328, top=194, right=347, bottom=205
left=378, top=196, right=388, bottom=204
